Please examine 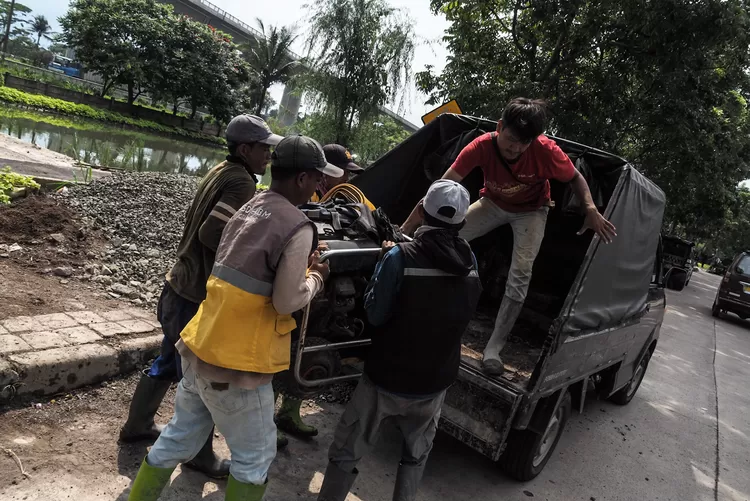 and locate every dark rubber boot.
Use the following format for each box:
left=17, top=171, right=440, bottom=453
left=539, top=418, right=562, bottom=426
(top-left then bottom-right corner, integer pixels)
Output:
left=224, top=475, right=267, bottom=501
left=276, top=396, right=318, bottom=438
left=277, top=430, right=289, bottom=449
left=127, top=457, right=174, bottom=501
left=184, top=427, right=231, bottom=479
left=317, top=462, right=358, bottom=501
left=272, top=390, right=289, bottom=449
left=120, top=370, right=171, bottom=443
left=392, top=462, right=426, bottom=501
left=482, top=297, right=524, bottom=376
